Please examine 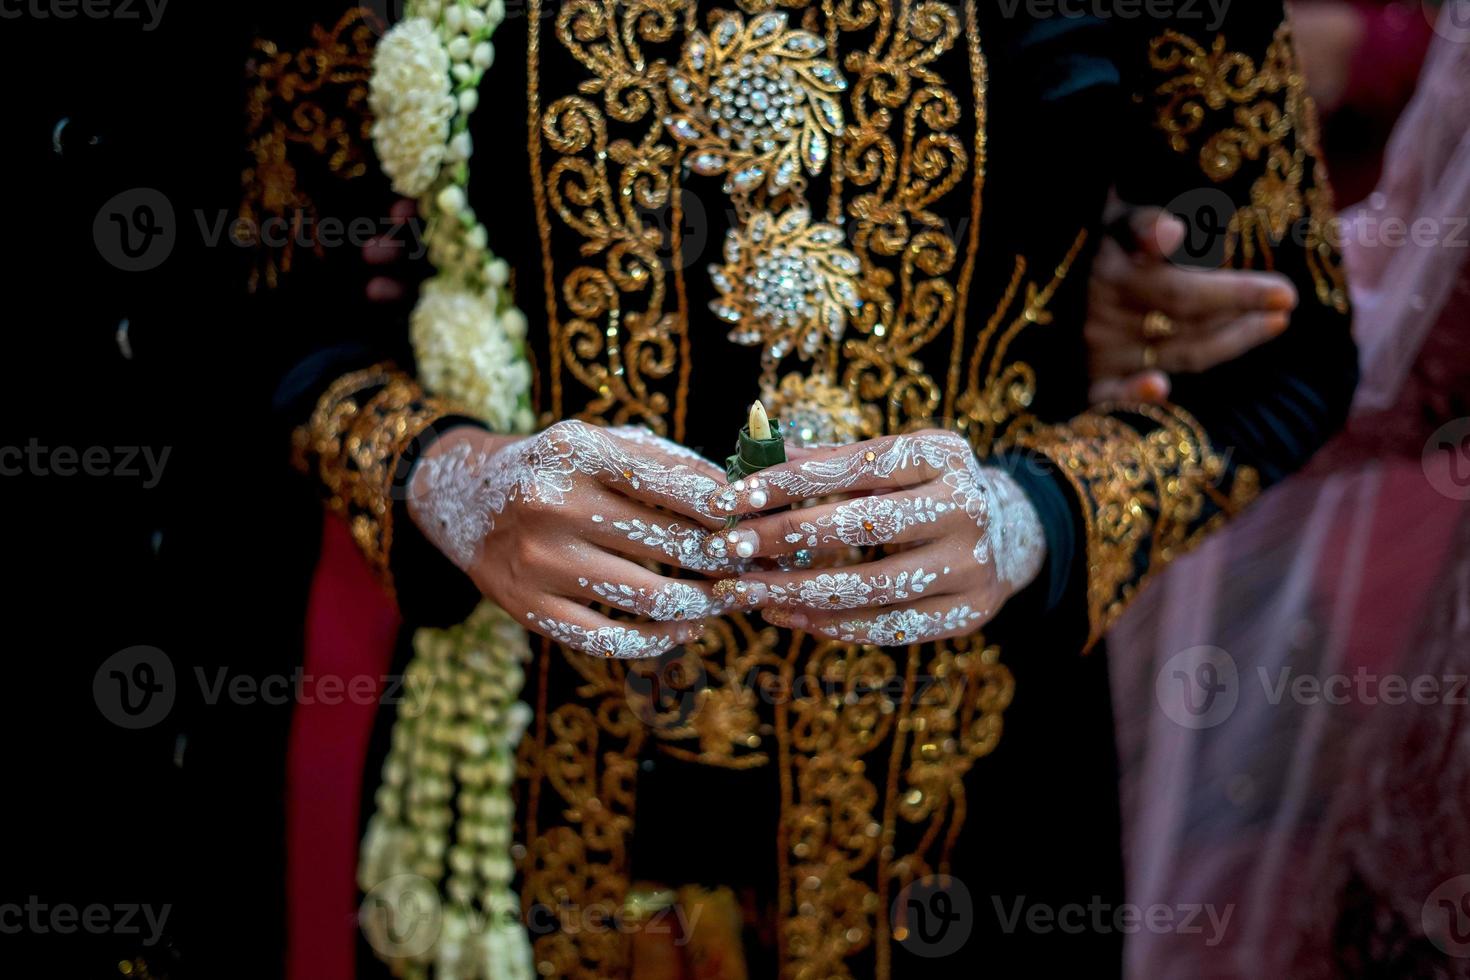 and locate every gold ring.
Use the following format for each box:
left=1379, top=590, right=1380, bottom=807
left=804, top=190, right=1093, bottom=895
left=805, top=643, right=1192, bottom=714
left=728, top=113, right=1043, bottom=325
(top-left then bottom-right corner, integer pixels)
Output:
left=1141, top=344, right=1158, bottom=370
left=1142, top=310, right=1176, bottom=340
